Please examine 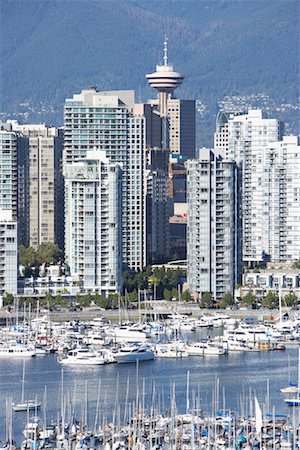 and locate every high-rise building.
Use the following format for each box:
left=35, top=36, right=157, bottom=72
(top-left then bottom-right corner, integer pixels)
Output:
left=168, top=154, right=188, bottom=259
left=64, top=89, right=146, bottom=271
left=187, top=149, right=241, bottom=301
left=64, top=151, right=122, bottom=295
left=265, top=136, right=300, bottom=263
left=131, top=102, right=170, bottom=264
left=145, top=147, right=170, bottom=263
left=149, top=98, right=196, bottom=158
left=0, top=123, right=29, bottom=247
left=146, top=40, right=195, bottom=261
left=167, top=99, right=195, bottom=158
left=0, top=209, right=17, bottom=297
left=10, top=122, right=64, bottom=249
left=0, top=129, right=18, bottom=218
left=214, top=109, right=284, bottom=266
